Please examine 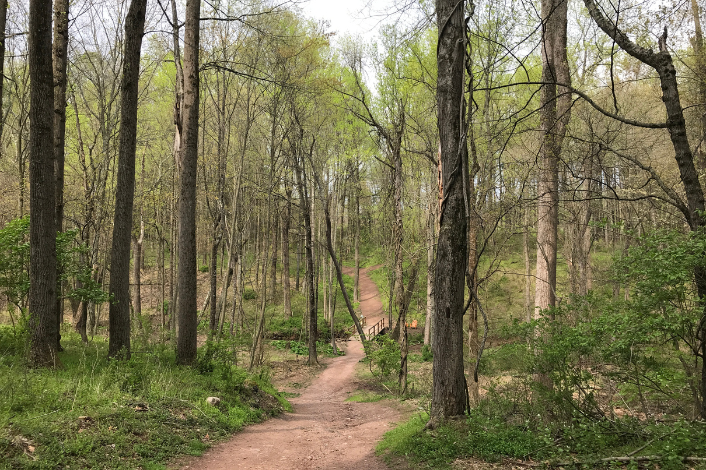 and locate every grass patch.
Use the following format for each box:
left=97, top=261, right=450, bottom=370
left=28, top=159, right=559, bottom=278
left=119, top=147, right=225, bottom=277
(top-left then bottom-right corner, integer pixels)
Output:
left=378, top=411, right=706, bottom=469
left=346, top=391, right=385, bottom=403
left=0, top=329, right=288, bottom=469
